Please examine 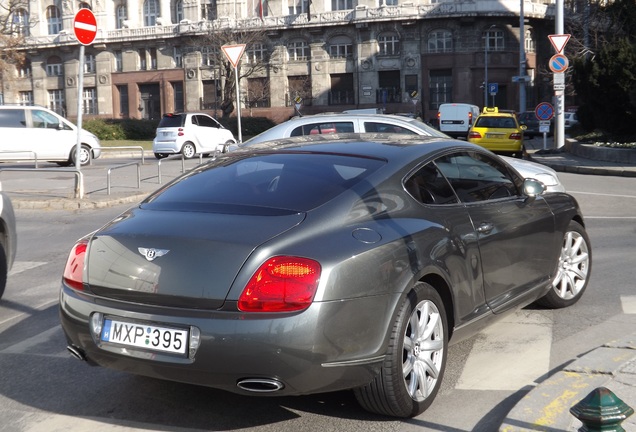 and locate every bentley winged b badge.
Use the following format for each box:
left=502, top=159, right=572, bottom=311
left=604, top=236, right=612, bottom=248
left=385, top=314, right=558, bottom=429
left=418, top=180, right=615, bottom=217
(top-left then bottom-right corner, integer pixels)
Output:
left=138, top=247, right=170, bottom=262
